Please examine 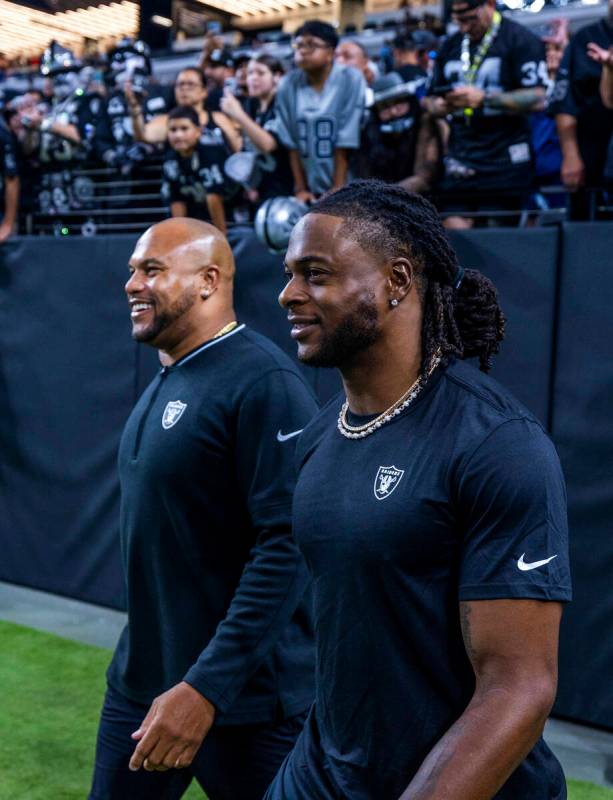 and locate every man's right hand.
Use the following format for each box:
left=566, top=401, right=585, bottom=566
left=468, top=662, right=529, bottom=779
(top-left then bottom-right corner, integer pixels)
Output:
left=424, top=96, right=451, bottom=117
left=295, top=190, right=315, bottom=204
left=129, top=682, right=215, bottom=772
left=220, top=89, right=245, bottom=122
left=561, top=152, right=585, bottom=191
left=586, top=42, right=613, bottom=68
left=0, top=222, right=13, bottom=243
